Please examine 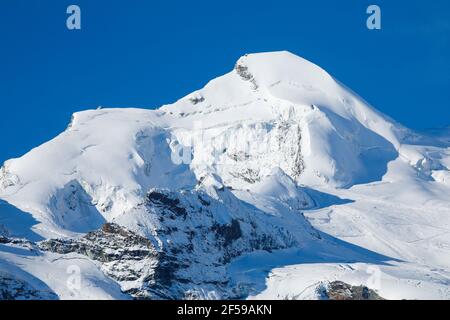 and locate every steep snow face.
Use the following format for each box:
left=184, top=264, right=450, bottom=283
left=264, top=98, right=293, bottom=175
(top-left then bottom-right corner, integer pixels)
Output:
left=1, top=51, right=450, bottom=299
left=0, top=109, right=197, bottom=238
left=0, top=50, right=407, bottom=239
left=161, top=51, right=404, bottom=188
